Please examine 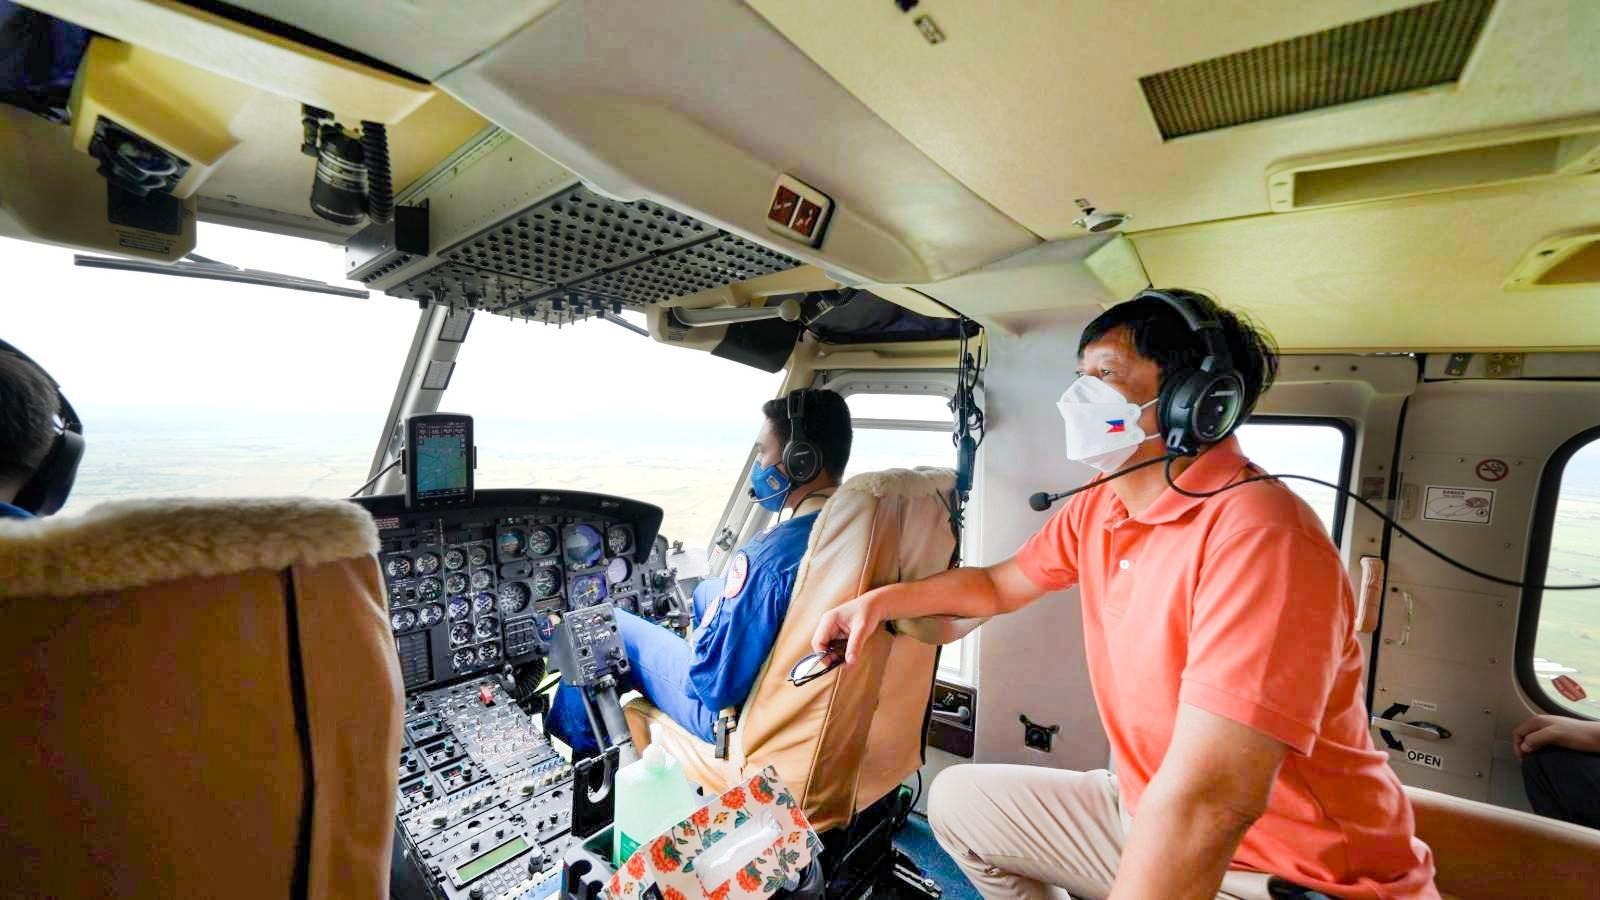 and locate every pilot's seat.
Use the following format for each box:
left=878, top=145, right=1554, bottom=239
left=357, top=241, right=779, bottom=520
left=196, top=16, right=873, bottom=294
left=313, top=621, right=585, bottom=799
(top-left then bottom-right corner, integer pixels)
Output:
left=624, top=467, right=960, bottom=890
left=0, top=498, right=403, bottom=899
